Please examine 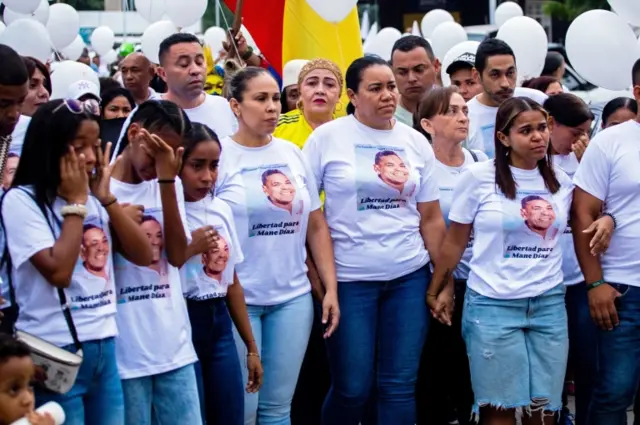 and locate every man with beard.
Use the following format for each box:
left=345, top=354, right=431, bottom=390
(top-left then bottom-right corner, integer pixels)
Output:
left=0, top=45, right=28, bottom=333
left=391, top=36, right=440, bottom=126
left=466, top=39, right=548, bottom=158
